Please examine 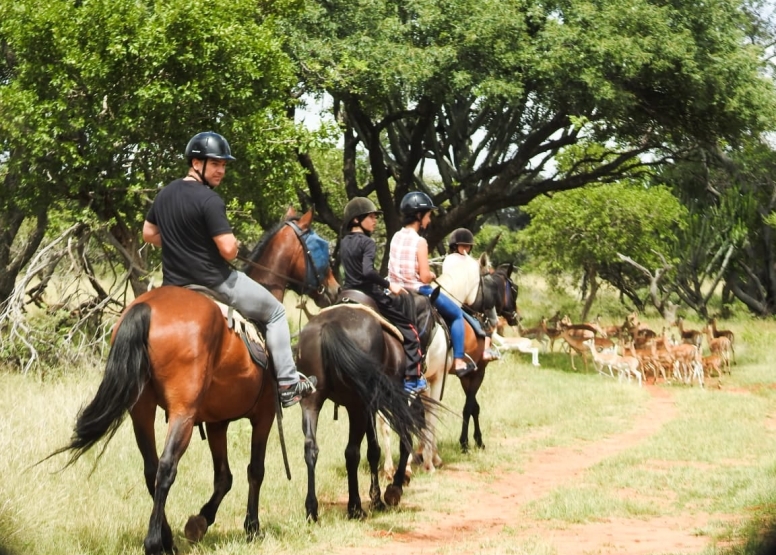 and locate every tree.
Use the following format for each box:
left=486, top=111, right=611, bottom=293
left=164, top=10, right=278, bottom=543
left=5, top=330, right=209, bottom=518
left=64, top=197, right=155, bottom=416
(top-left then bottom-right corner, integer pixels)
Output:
left=0, top=0, right=303, bottom=301
left=517, top=181, right=687, bottom=320
left=283, top=0, right=776, bottom=271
